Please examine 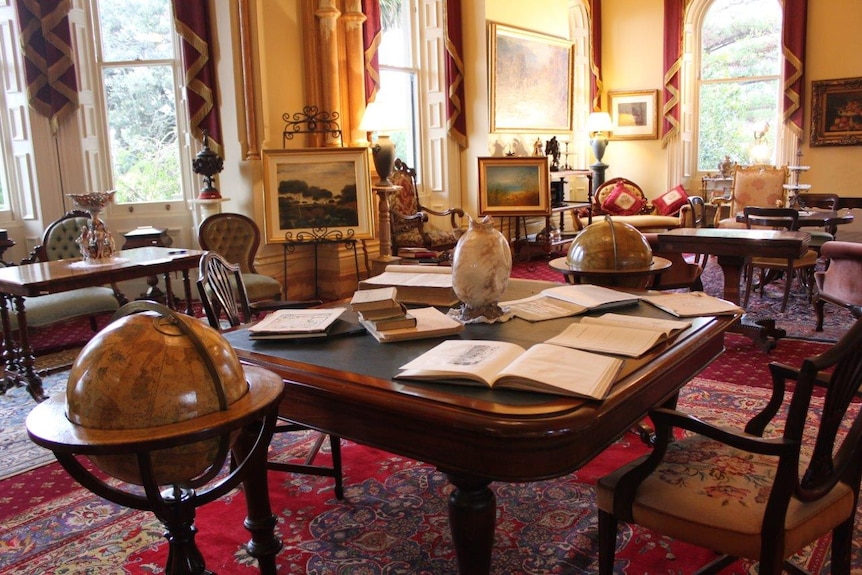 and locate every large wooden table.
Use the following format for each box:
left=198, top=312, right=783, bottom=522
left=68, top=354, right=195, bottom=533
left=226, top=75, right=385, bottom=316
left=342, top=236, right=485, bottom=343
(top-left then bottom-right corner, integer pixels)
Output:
left=657, top=227, right=809, bottom=349
left=0, top=247, right=204, bottom=400
left=224, top=280, right=737, bottom=574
